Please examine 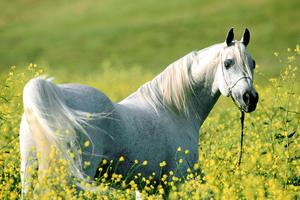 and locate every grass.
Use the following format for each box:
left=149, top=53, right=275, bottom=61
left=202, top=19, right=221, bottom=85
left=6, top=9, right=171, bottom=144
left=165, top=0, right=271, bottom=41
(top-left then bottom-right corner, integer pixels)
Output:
left=0, top=0, right=299, bottom=78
